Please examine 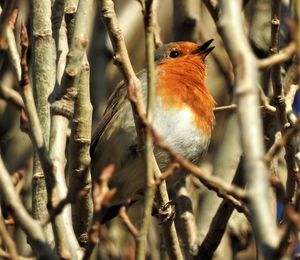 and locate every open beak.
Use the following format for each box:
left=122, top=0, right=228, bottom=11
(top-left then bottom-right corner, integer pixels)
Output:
left=192, top=39, right=215, bottom=59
